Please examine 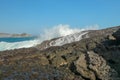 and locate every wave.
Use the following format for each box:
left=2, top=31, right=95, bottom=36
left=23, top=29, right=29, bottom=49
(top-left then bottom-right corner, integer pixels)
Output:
left=39, top=24, right=99, bottom=40
left=0, top=39, right=40, bottom=51
left=0, top=24, right=99, bottom=51
left=37, top=24, right=99, bottom=49
left=49, top=31, right=88, bottom=46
